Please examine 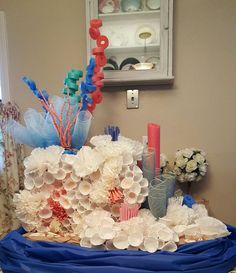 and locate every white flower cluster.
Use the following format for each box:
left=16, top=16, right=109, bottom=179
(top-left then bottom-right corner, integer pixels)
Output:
left=162, top=198, right=230, bottom=242
left=173, top=148, right=208, bottom=183
left=74, top=204, right=229, bottom=252
left=78, top=208, right=178, bottom=253
left=14, top=136, right=148, bottom=233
